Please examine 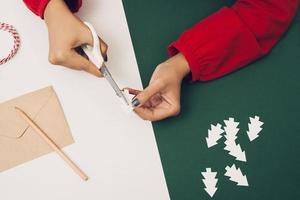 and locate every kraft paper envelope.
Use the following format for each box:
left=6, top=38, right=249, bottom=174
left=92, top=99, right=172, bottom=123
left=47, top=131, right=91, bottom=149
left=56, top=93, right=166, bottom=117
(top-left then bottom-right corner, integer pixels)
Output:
left=0, top=86, right=74, bottom=172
